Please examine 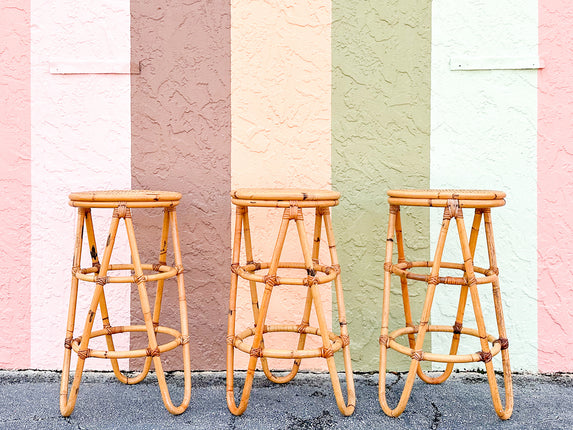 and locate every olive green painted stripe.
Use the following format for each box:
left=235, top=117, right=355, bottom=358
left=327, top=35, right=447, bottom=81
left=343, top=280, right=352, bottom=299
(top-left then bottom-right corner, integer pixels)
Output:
left=332, top=1, right=432, bottom=371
